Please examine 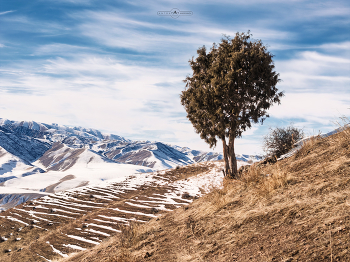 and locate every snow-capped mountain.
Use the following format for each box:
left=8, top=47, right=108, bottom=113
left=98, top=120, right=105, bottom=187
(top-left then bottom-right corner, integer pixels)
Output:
left=0, top=117, right=261, bottom=201
left=0, top=118, right=263, bottom=171
left=0, top=118, right=223, bottom=169
left=0, top=118, right=128, bottom=145
left=89, top=140, right=224, bottom=169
